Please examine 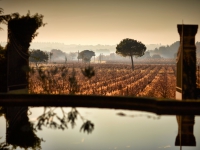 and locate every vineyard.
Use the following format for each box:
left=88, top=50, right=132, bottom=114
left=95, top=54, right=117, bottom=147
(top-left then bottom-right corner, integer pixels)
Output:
left=29, top=62, right=178, bottom=99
